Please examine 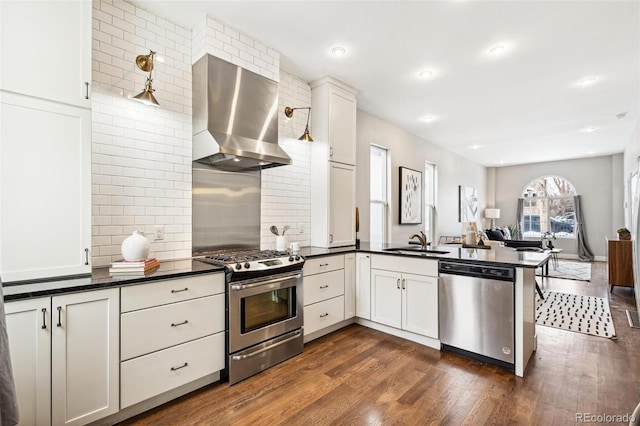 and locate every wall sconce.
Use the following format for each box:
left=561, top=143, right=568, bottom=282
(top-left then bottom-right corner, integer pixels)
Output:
left=284, top=106, right=313, bottom=142
left=132, top=50, right=160, bottom=107
left=485, top=208, right=501, bottom=230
